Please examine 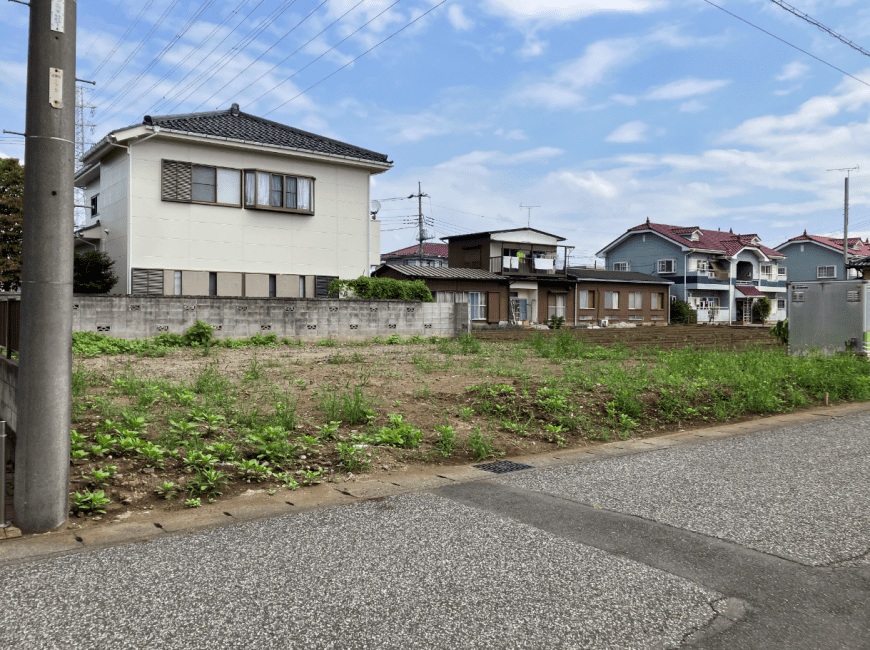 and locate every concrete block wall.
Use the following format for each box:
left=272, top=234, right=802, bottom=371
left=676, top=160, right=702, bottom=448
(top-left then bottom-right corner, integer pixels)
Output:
left=0, top=357, right=18, bottom=436
left=72, top=295, right=469, bottom=341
